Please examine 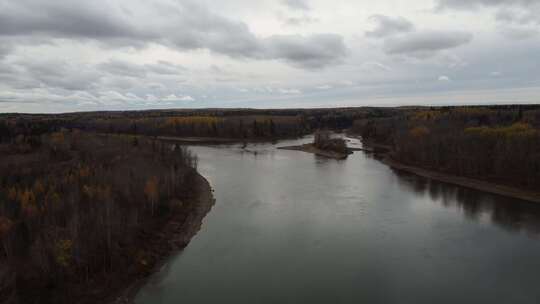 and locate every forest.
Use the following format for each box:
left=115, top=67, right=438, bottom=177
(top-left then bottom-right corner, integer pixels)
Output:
left=351, top=105, right=540, bottom=190
left=0, top=130, right=198, bottom=303
left=0, top=108, right=379, bottom=142
left=1, top=105, right=540, bottom=302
